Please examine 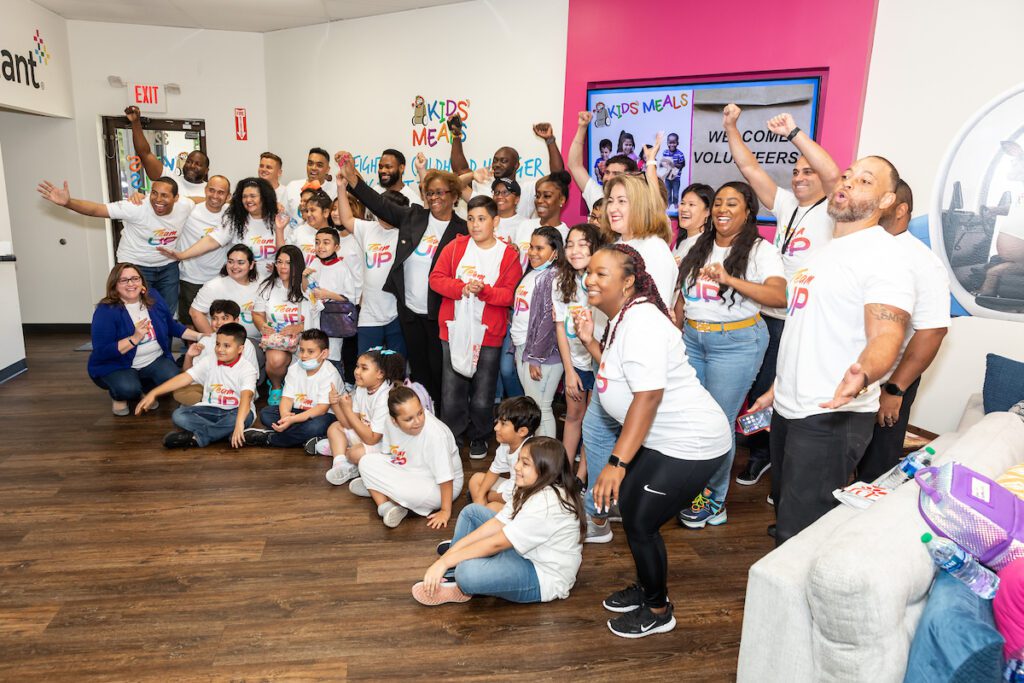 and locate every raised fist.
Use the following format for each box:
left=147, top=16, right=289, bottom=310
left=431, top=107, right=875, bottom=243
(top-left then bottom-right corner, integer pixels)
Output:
left=723, top=103, right=741, bottom=128
left=767, top=113, right=798, bottom=138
